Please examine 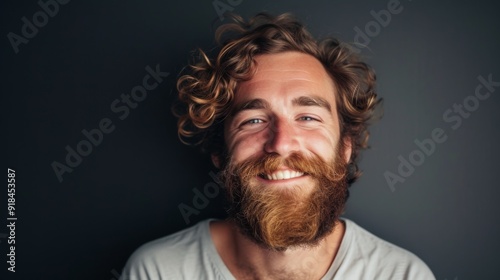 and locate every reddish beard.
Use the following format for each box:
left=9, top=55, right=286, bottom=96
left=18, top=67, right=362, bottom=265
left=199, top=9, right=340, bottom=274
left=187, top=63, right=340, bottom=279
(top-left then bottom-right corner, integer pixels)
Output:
left=220, top=150, right=349, bottom=251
